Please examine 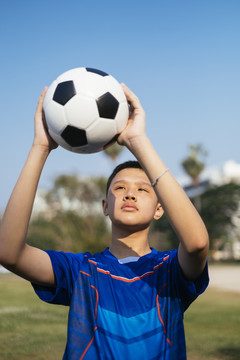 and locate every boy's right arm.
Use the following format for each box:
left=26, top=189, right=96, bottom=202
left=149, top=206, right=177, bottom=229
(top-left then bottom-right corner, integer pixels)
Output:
left=0, top=89, right=57, bottom=286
